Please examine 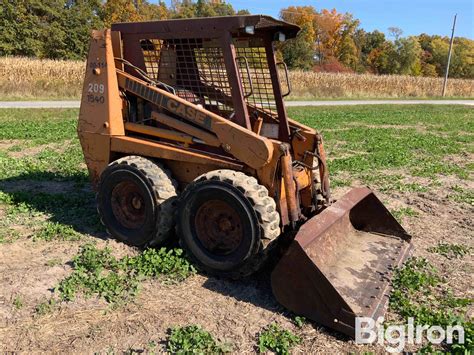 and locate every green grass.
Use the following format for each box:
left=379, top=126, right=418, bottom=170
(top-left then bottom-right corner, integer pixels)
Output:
left=57, top=244, right=195, bottom=303
left=0, top=109, right=78, bottom=144
left=0, top=109, right=86, bottom=182
left=35, top=298, right=57, bottom=316
left=288, top=105, right=473, bottom=190
left=167, top=325, right=231, bottom=354
left=428, top=243, right=472, bottom=259
left=449, top=185, right=474, bottom=205
left=34, top=221, right=81, bottom=241
left=391, top=207, right=419, bottom=223
left=390, top=258, right=473, bottom=352
left=13, top=295, right=24, bottom=310
left=257, top=323, right=301, bottom=355
left=0, top=106, right=472, bottom=352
